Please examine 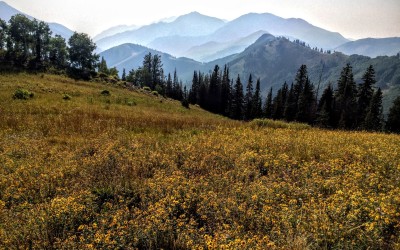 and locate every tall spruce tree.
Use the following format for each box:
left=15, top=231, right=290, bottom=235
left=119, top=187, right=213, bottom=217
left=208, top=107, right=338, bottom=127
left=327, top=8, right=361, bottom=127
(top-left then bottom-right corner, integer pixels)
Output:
left=363, top=88, right=383, bottom=131
left=284, top=83, right=296, bottom=121
left=296, top=77, right=315, bottom=124
left=232, top=75, right=244, bottom=120
left=264, top=87, right=273, bottom=119
left=220, top=65, right=231, bottom=116
left=272, top=82, right=288, bottom=120
left=316, top=84, right=335, bottom=128
left=252, top=78, right=263, bottom=118
left=244, top=74, right=254, bottom=120
left=335, top=63, right=357, bottom=129
left=189, top=71, right=199, bottom=104
left=357, top=65, right=375, bottom=128
left=208, top=65, right=221, bottom=113
left=386, top=96, right=400, bottom=133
